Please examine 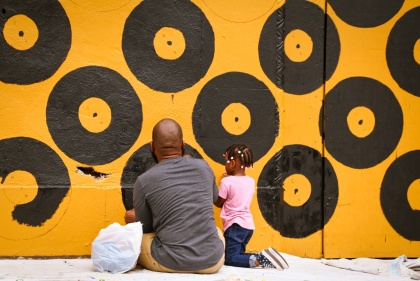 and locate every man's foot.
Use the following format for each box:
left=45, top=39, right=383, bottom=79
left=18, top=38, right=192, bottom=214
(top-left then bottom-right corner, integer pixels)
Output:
left=256, top=250, right=283, bottom=270
left=268, top=247, right=289, bottom=269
